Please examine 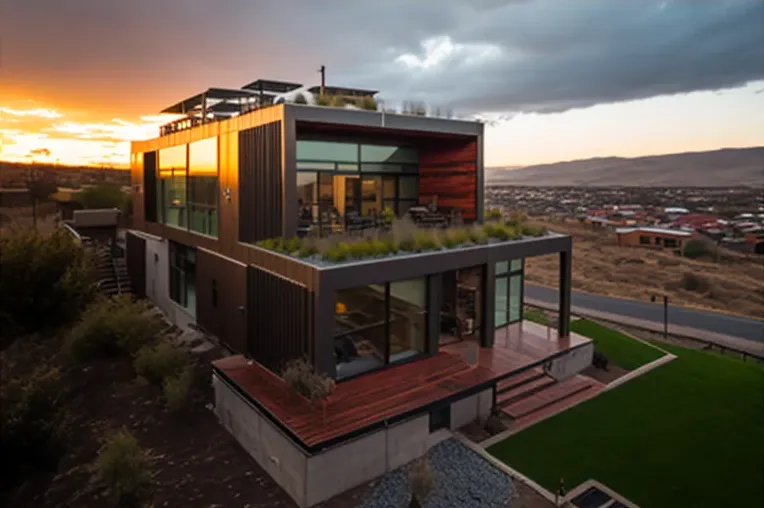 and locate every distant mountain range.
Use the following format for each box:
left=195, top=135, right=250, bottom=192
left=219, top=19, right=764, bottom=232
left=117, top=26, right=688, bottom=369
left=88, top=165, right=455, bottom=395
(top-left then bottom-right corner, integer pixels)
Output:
left=487, top=147, right=764, bottom=187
